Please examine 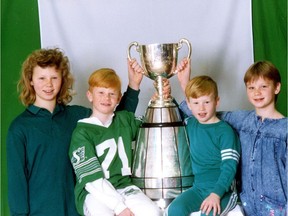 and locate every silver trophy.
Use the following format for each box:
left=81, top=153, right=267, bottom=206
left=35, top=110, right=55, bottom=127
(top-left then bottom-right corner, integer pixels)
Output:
left=127, top=39, right=193, bottom=209
left=128, top=38, right=191, bottom=107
